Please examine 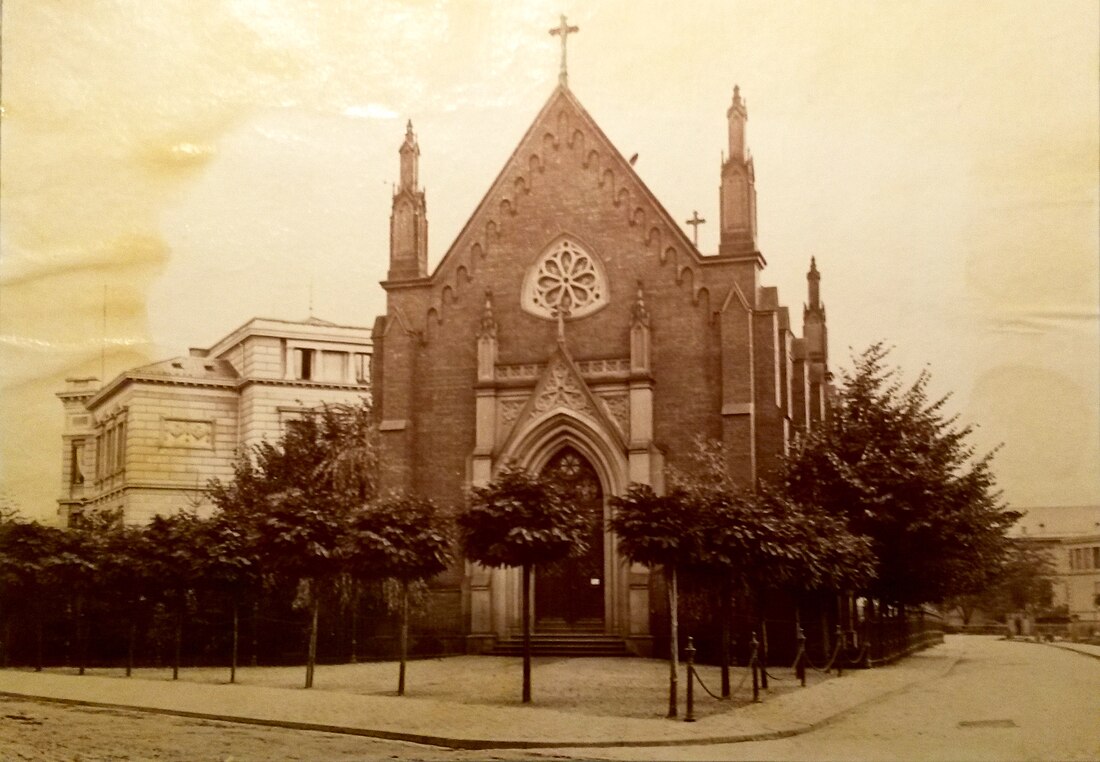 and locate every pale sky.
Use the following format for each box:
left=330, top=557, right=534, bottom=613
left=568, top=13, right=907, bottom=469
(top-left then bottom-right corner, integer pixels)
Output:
left=1, top=0, right=1098, bottom=523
